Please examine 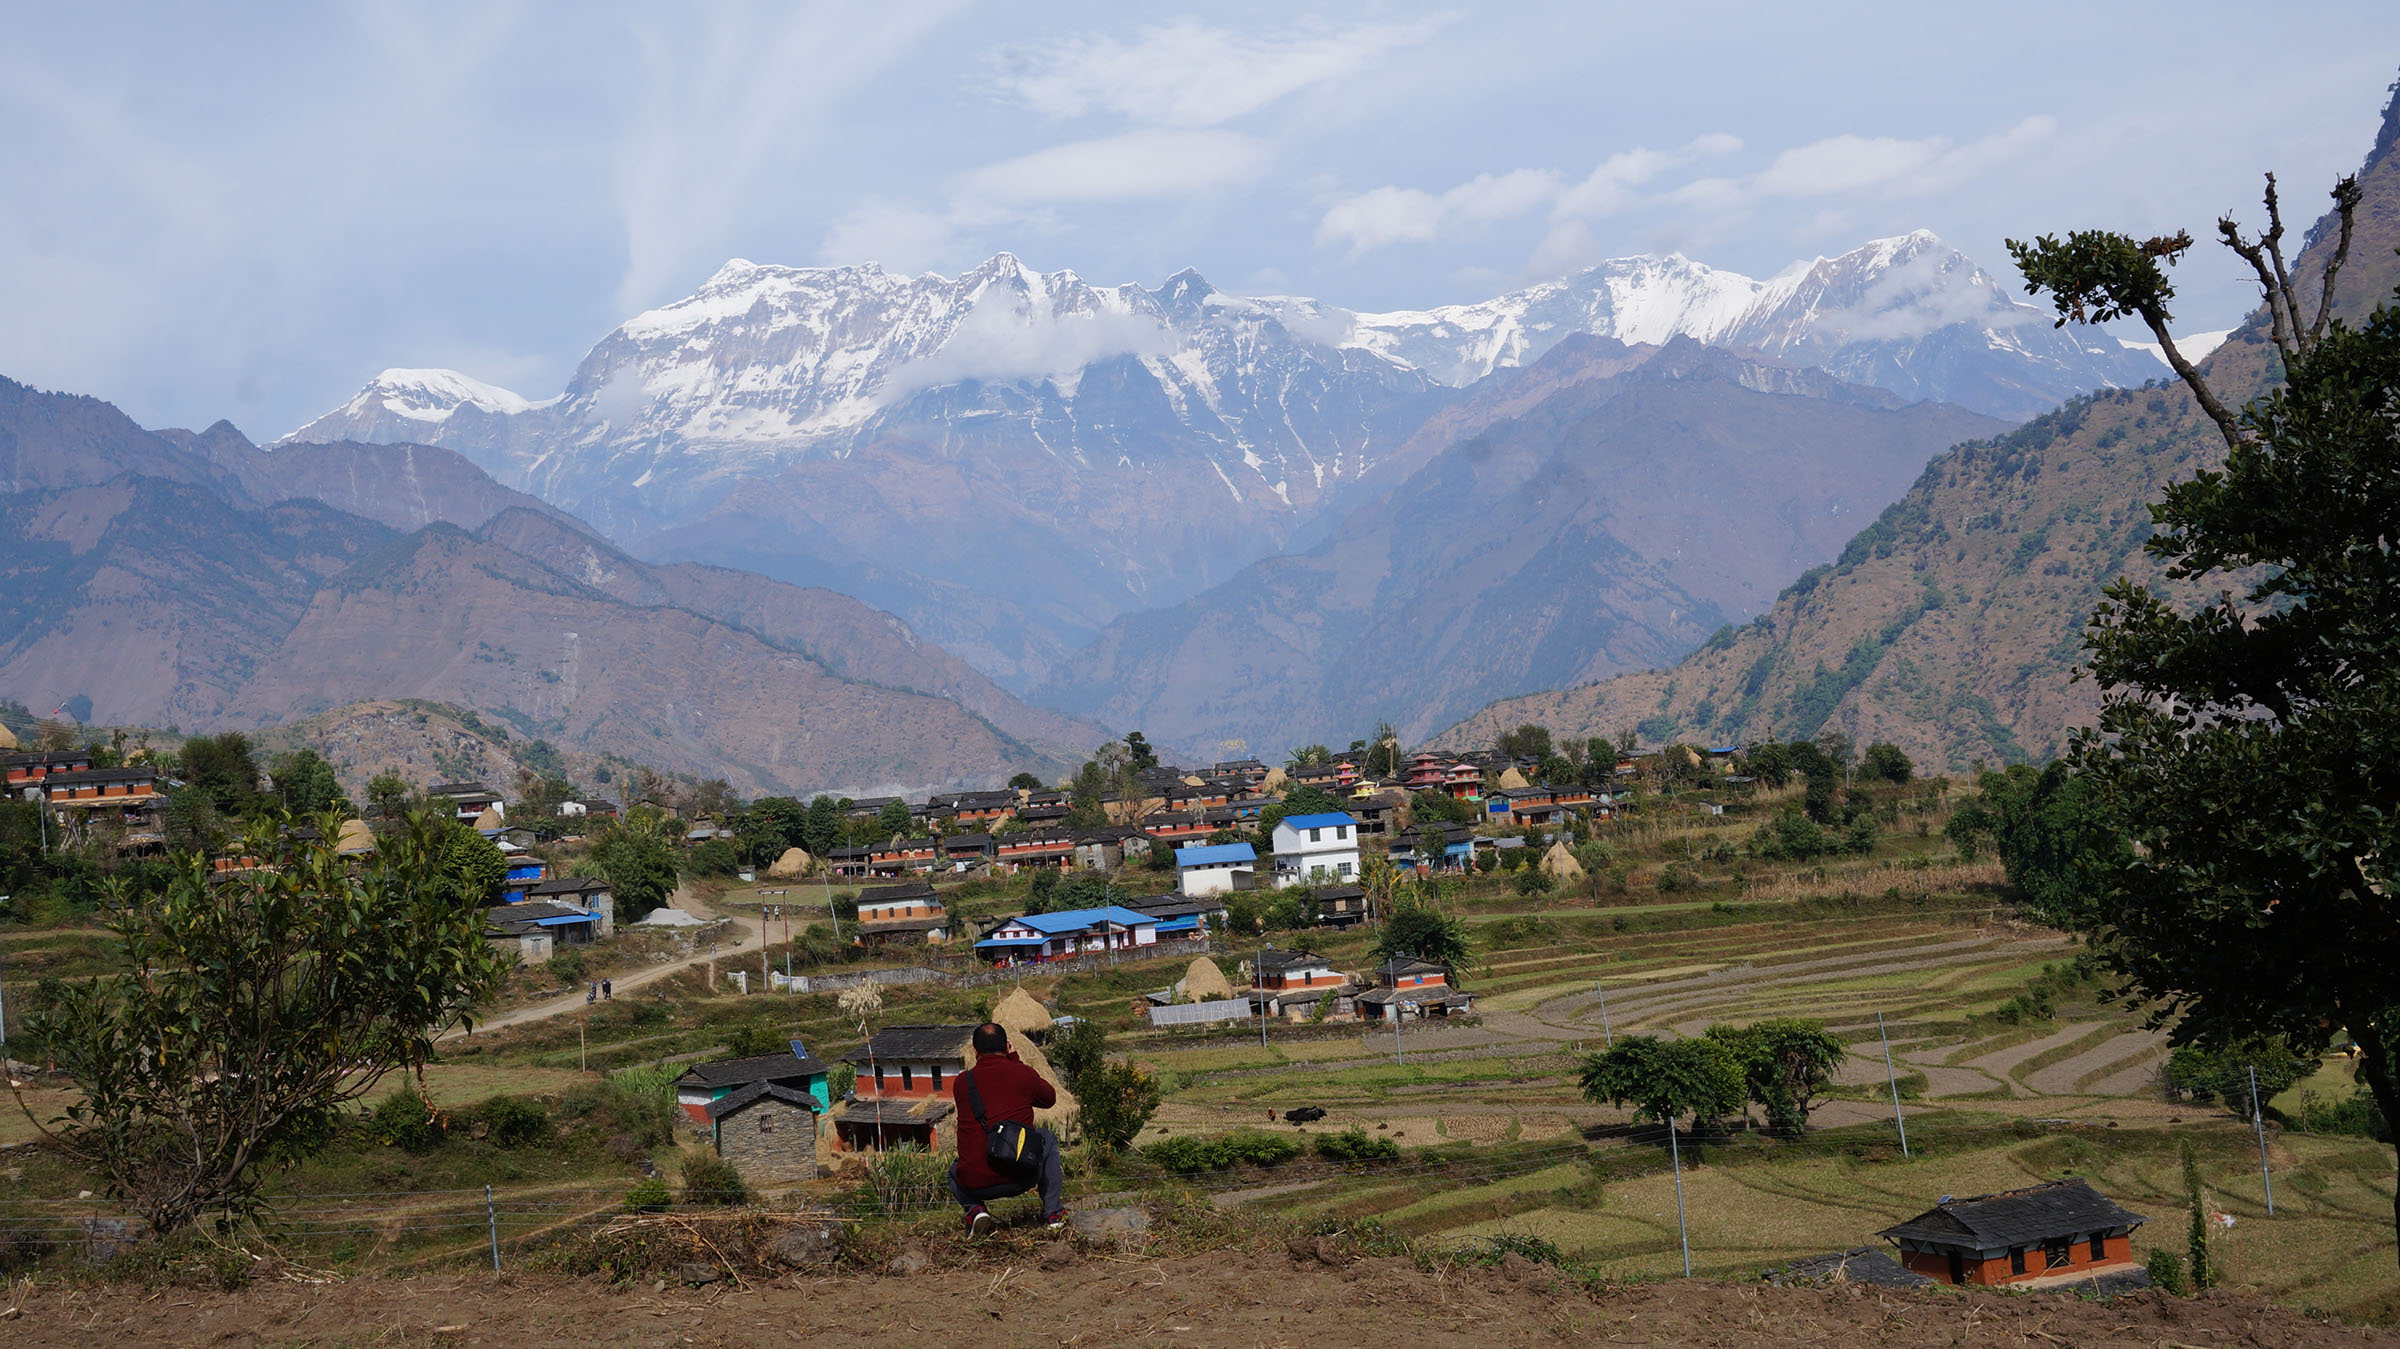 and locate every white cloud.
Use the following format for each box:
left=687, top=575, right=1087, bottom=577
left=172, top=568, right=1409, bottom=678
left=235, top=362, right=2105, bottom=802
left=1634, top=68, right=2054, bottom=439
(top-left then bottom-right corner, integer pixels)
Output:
left=1675, top=116, right=2057, bottom=212
left=956, top=129, right=1270, bottom=206
left=882, top=295, right=1176, bottom=396
left=993, top=18, right=1446, bottom=129
left=614, top=5, right=959, bottom=312
left=1316, top=169, right=1558, bottom=256
left=819, top=200, right=958, bottom=273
